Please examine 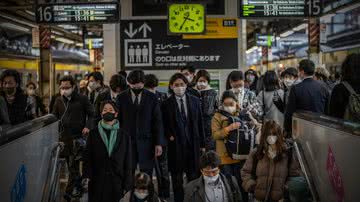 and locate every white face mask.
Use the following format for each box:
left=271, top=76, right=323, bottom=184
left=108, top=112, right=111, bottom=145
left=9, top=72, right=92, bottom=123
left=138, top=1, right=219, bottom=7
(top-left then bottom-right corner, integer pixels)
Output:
left=88, top=81, right=100, bottom=90
left=203, top=174, right=220, bottom=184
left=134, top=191, right=148, bottom=200
left=223, top=106, right=236, bottom=114
left=173, top=86, right=186, bottom=96
left=186, top=75, right=193, bottom=83
left=61, top=88, right=73, bottom=97
left=284, top=79, right=295, bottom=88
left=197, top=81, right=208, bottom=90
left=231, top=87, right=244, bottom=94
left=266, top=135, right=278, bottom=145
